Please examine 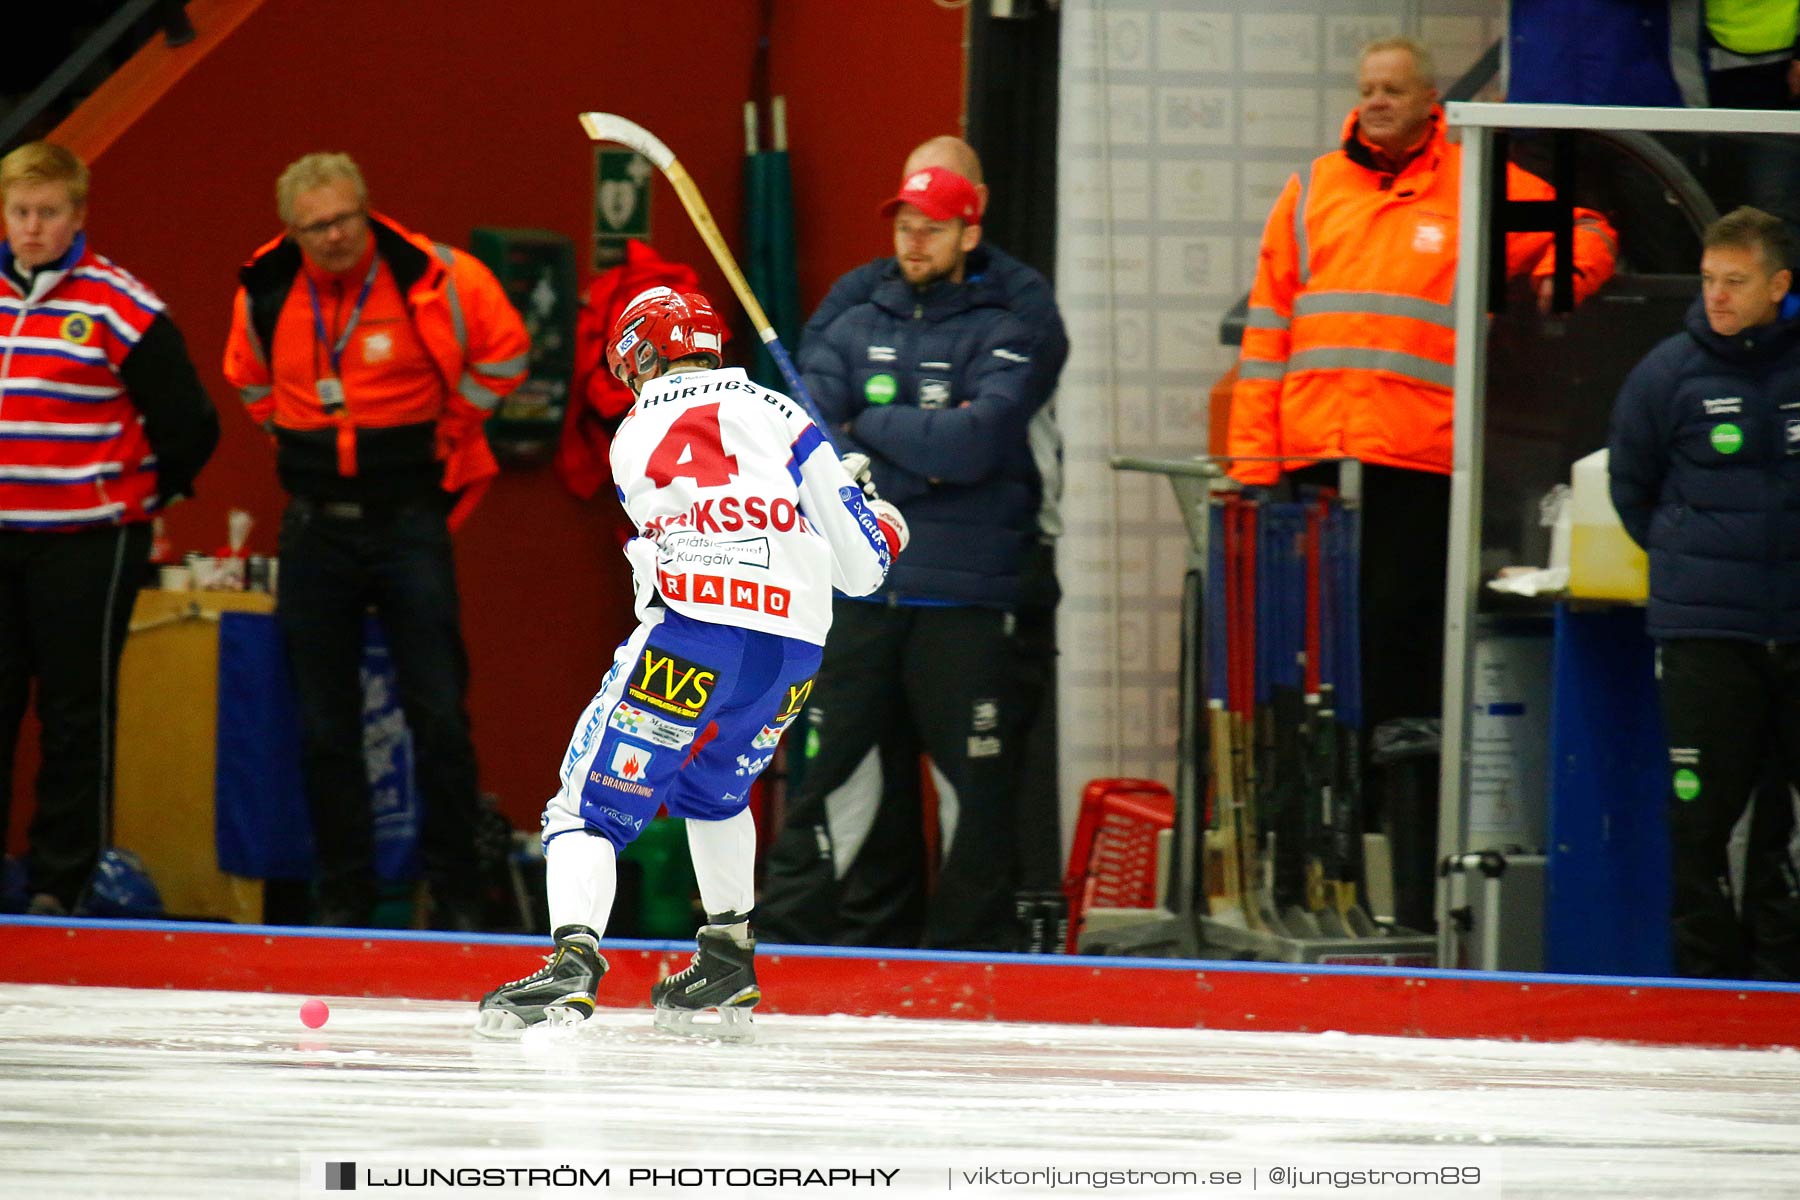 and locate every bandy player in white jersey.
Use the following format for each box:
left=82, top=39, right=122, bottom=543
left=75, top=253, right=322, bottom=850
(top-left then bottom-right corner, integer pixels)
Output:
left=476, top=287, right=907, bottom=1040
